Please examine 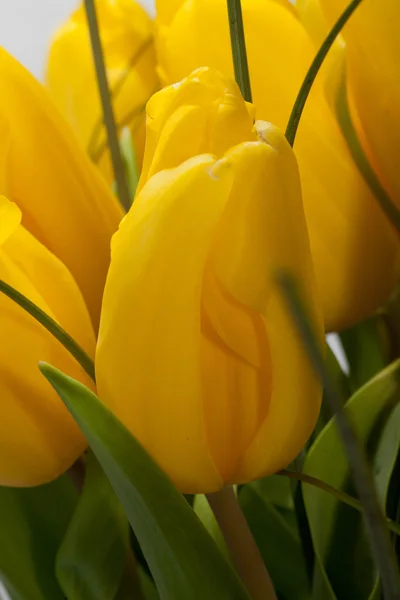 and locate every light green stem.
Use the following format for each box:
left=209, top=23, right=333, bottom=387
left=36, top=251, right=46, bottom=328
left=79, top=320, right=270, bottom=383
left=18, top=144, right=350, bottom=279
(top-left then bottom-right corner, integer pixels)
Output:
left=207, top=486, right=277, bottom=600
left=279, top=470, right=400, bottom=537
